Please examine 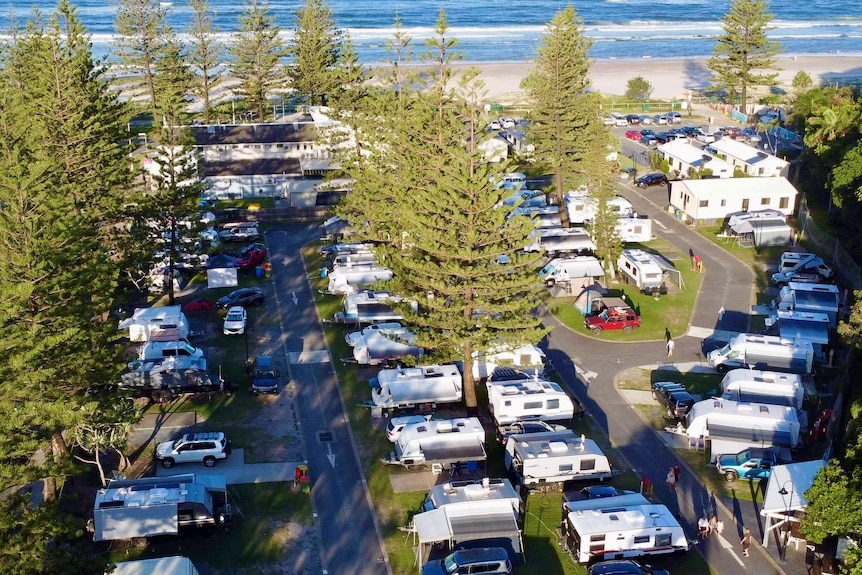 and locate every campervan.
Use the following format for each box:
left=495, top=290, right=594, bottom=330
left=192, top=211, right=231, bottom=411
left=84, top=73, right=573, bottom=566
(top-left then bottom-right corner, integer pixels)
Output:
left=369, top=364, right=463, bottom=409
left=525, top=227, right=595, bottom=254
left=685, top=398, right=801, bottom=460
left=719, top=369, right=804, bottom=409
left=92, top=474, right=230, bottom=542
left=118, top=306, right=190, bottom=343
left=538, top=256, right=604, bottom=287
left=560, top=503, right=688, bottom=563
left=323, top=264, right=393, bottom=295
left=487, top=378, right=576, bottom=426
left=333, top=290, right=412, bottom=325
left=706, top=333, right=815, bottom=374
left=617, top=249, right=665, bottom=294
left=382, top=417, right=487, bottom=467
left=614, top=216, right=654, bottom=243
left=775, top=282, right=840, bottom=328
left=138, top=340, right=204, bottom=362
left=504, top=430, right=613, bottom=490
